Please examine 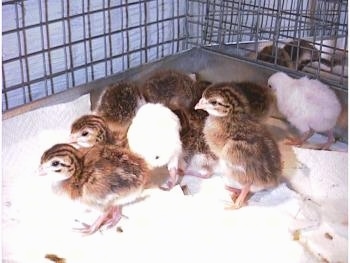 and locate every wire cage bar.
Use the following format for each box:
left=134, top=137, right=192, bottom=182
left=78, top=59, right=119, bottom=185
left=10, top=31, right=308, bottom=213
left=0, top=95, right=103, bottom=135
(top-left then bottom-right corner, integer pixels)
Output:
left=187, top=0, right=348, bottom=89
left=2, top=0, right=348, bottom=112
left=2, top=0, right=187, bottom=111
